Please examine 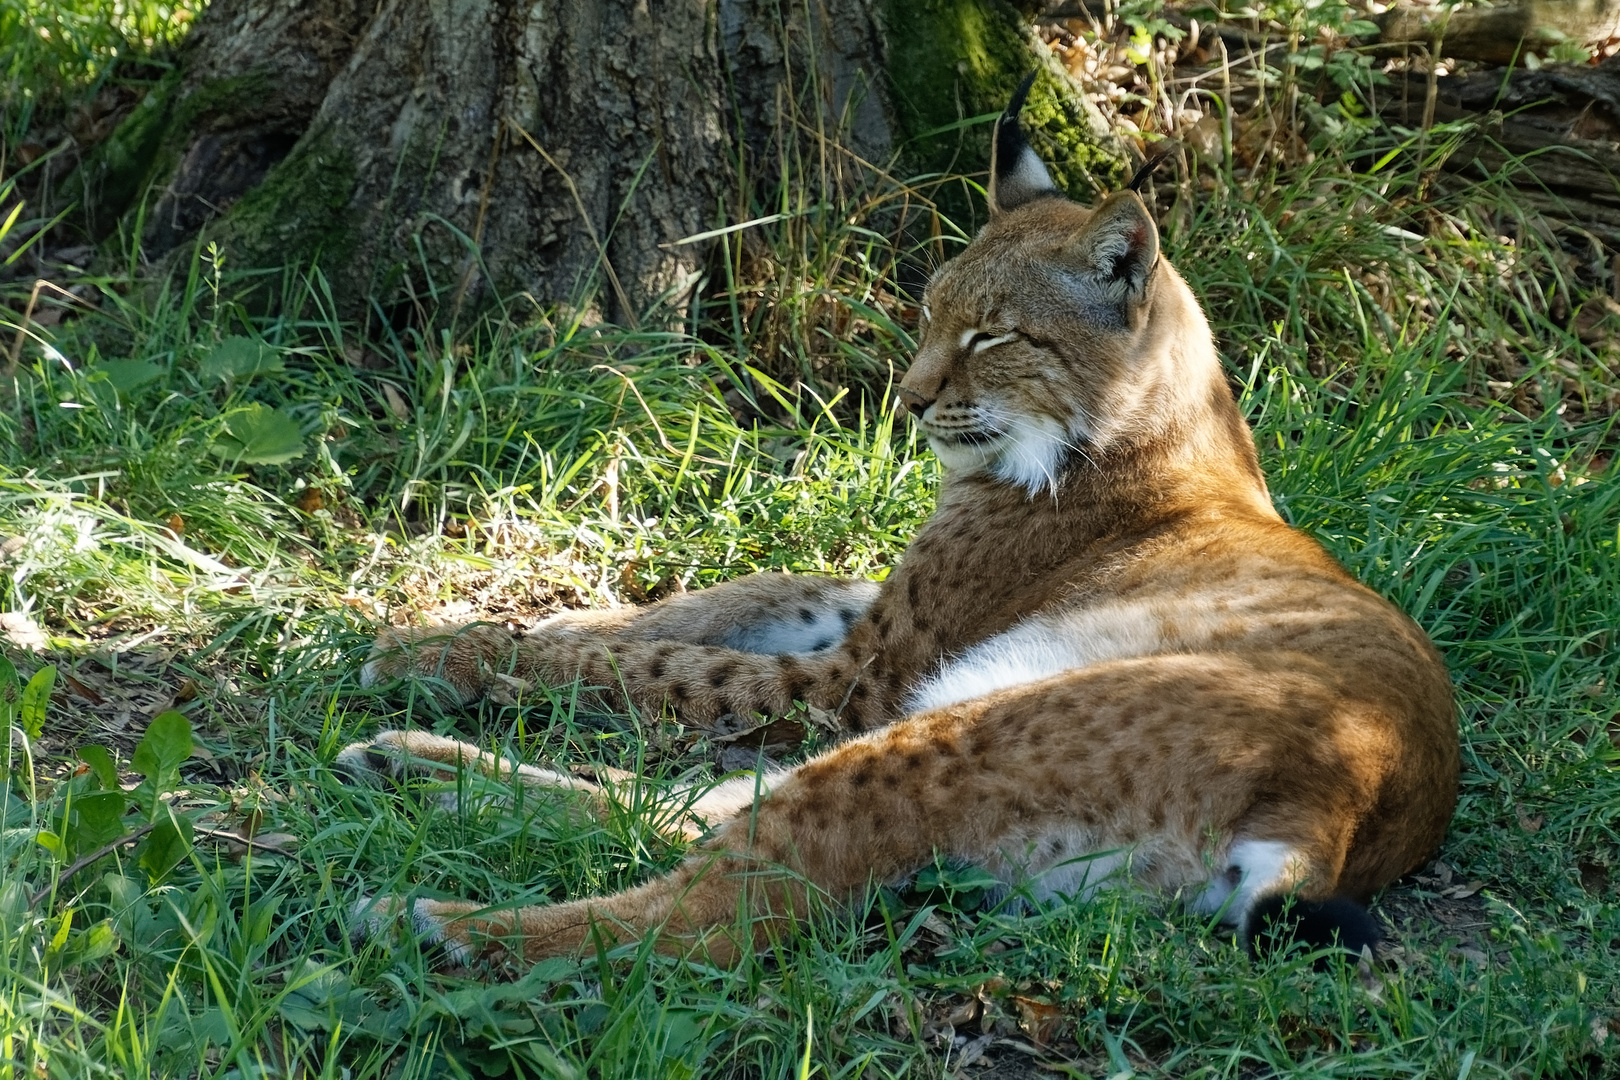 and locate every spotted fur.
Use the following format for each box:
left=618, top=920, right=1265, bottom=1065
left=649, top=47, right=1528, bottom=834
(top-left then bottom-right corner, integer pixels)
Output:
left=346, top=89, right=1457, bottom=972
